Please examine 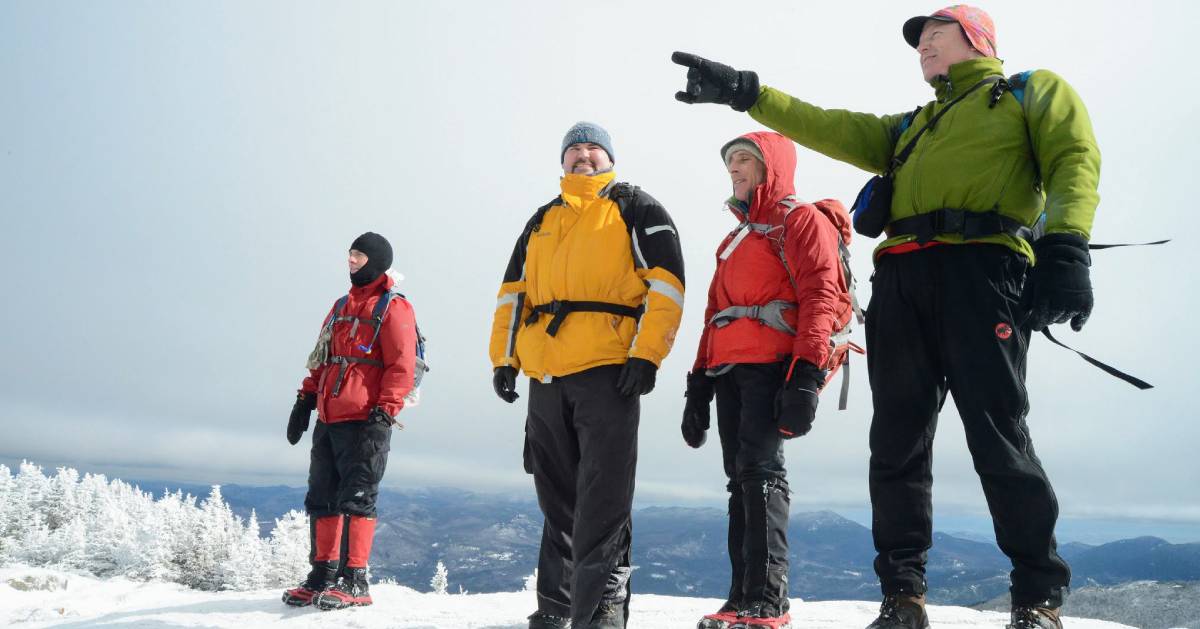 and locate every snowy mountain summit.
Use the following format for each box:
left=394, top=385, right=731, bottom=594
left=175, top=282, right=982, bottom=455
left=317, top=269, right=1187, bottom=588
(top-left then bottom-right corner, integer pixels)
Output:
left=2, top=566, right=1135, bottom=629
